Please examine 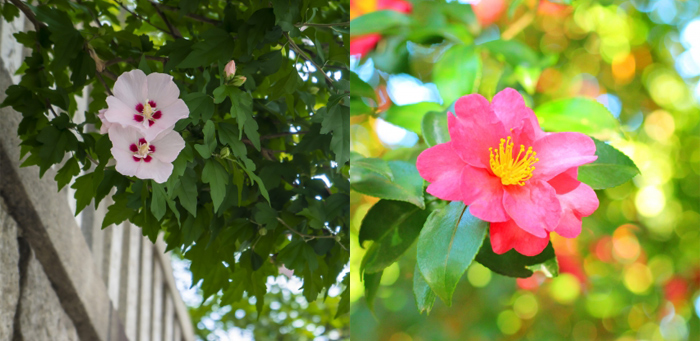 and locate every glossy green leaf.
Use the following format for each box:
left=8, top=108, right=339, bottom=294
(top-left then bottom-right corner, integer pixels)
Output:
left=351, top=157, right=393, bottom=181
left=384, top=102, right=443, bottom=134
left=413, top=264, right=436, bottom=315
left=421, top=111, right=450, bottom=147
left=417, top=203, right=487, bottom=305
left=475, top=237, right=557, bottom=278
left=363, top=270, right=383, bottom=313
left=433, top=45, right=481, bottom=105
left=482, top=39, right=539, bottom=67
left=535, top=98, right=620, bottom=137
left=54, top=157, right=80, bottom=191
left=360, top=200, right=430, bottom=273
left=150, top=182, right=167, bottom=221
left=578, top=137, right=639, bottom=189
left=351, top=160, right=425, bottom=209
left=350, top=10, right=410, bottom=36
